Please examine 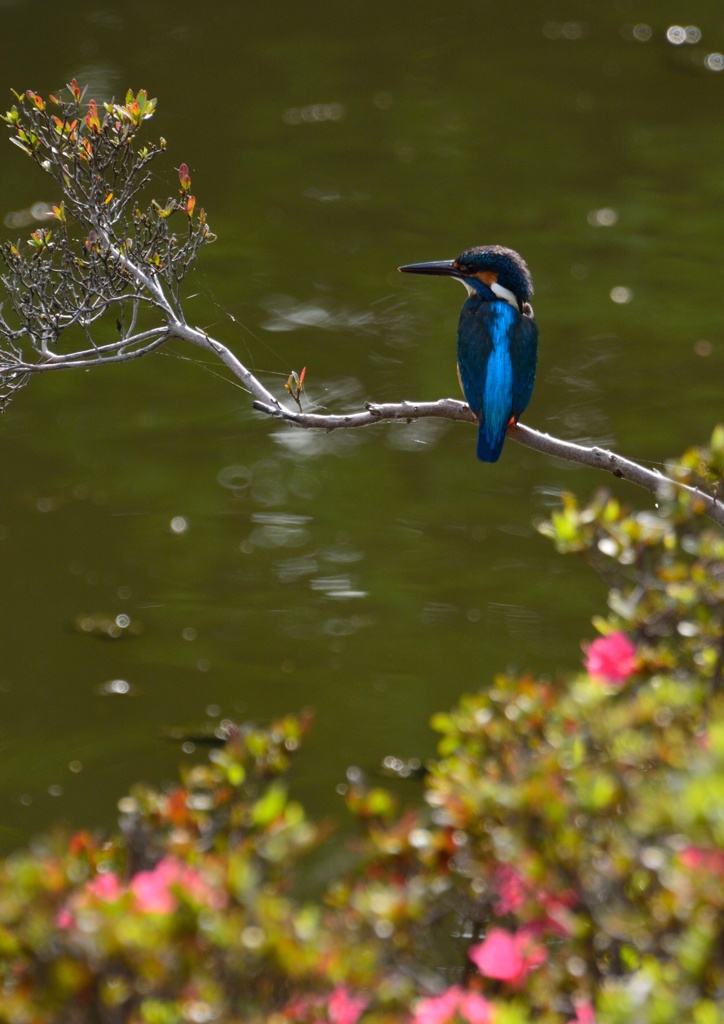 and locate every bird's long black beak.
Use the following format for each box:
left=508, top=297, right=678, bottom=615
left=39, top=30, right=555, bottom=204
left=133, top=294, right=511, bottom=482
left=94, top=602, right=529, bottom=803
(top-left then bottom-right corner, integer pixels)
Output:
left=398, top=259, right=462, bottom=277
